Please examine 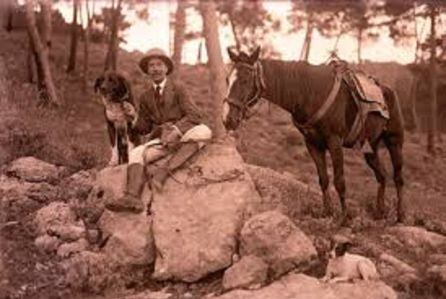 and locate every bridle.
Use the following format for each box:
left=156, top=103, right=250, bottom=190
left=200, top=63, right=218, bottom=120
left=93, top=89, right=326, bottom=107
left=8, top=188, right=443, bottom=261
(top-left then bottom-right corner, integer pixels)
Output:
left=224, top=61, right=266, bottom=121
